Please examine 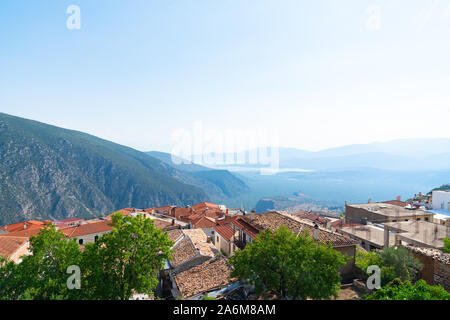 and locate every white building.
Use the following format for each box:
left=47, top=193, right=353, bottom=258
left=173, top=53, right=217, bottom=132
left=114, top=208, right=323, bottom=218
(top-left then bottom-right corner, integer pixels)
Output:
left=432, top=191, right=450, bottom=211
